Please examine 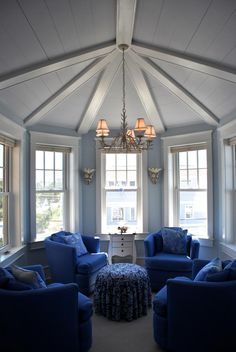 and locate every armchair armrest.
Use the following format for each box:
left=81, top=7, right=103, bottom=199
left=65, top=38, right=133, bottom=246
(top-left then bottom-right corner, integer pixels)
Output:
left=82, top=235, right=100, bottom=253
left=190, top=237, right=200, bottom=259
left=144, top=233, right=156, bottom=257
left=45, top=238, right=77, bottom=284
